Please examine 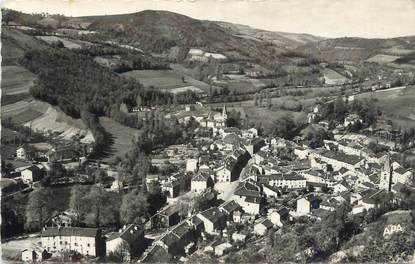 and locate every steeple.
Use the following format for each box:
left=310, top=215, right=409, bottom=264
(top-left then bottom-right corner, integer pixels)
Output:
left=222, top=105, right=227, bottom=118
left=380, top=153, right=393, bottom=192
